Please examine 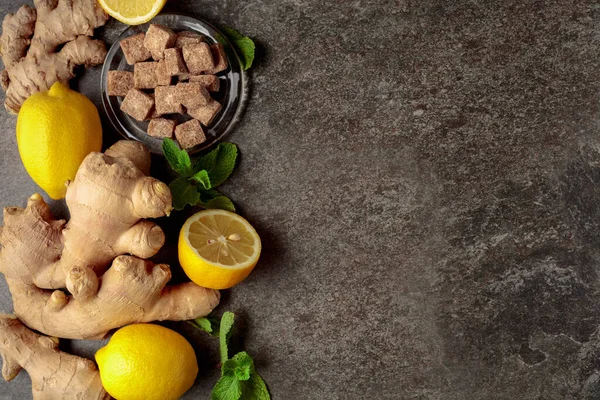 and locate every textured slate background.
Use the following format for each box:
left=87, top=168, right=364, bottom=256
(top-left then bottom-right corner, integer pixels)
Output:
left=1, top=0, right=600, bottom=399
